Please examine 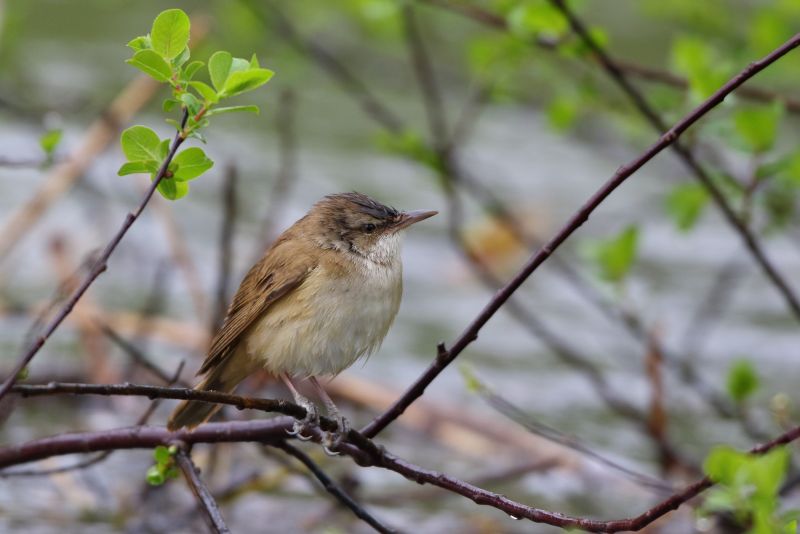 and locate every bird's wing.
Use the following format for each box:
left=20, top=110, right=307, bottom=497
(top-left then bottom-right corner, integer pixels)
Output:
left=198, top=239, right=317, bottom=376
